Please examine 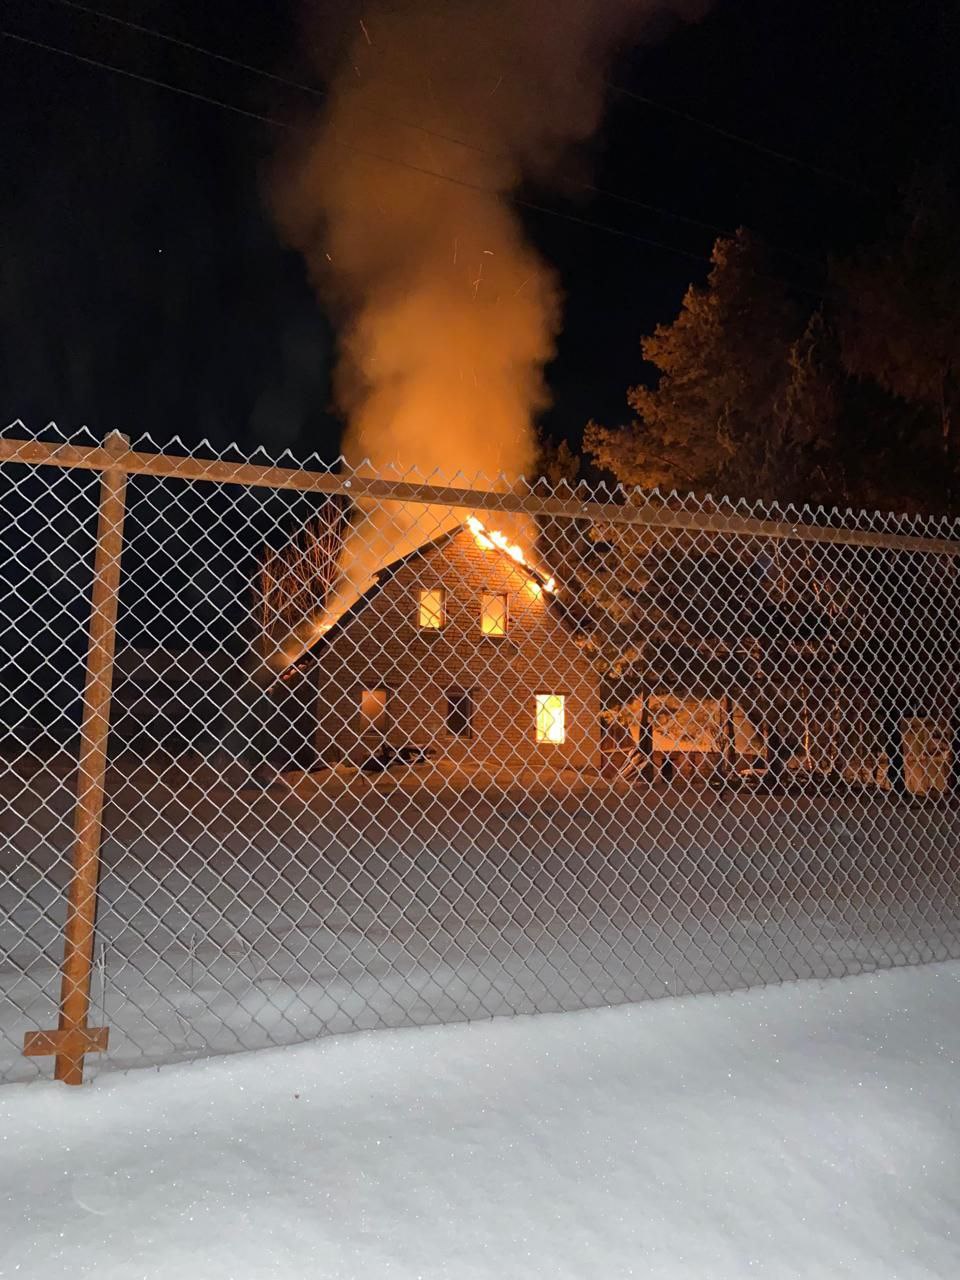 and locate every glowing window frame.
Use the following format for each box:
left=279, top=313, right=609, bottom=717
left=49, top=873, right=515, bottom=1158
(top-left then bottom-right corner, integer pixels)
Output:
left=535, top=694, right=566, bottom=745
left=480, top=591, right=508, bottom=637
left=418, top=587, right=446, bottom=630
